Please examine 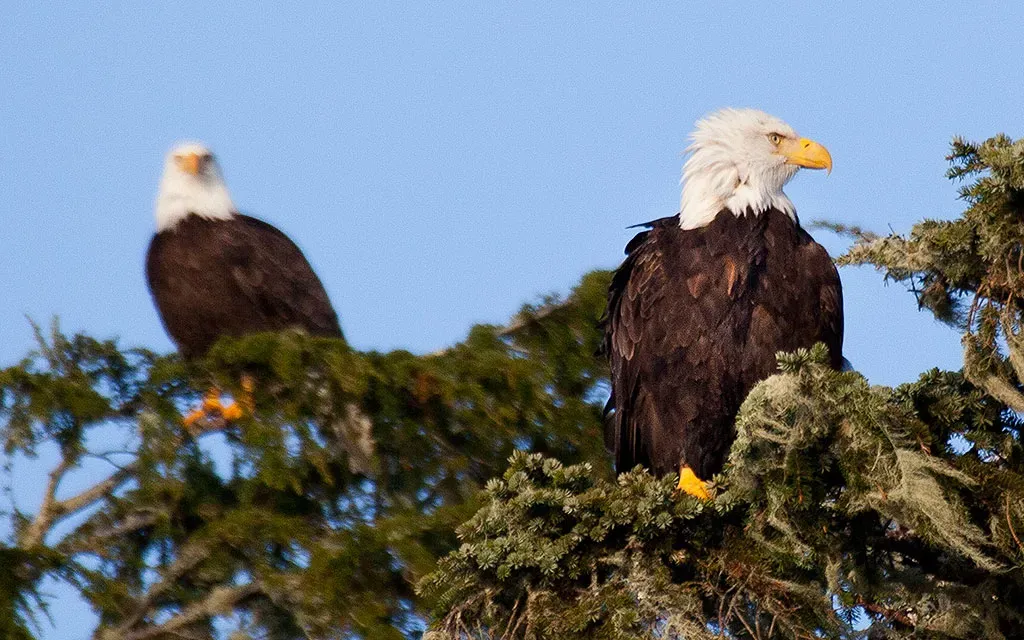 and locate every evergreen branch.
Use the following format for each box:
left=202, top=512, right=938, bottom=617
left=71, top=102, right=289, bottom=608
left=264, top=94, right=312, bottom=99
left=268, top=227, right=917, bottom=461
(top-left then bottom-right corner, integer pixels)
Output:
left=1000, top=315, right=1024, bottom=384
left=964, top=361, right=1024, bottom=415
left=809, top=219, right=880, bottom=243
left=6, top=227, right=1024, bottom=640
left=51, top=467, right=133, bottom=523
left=424, top=346, right=1020, bottom=638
